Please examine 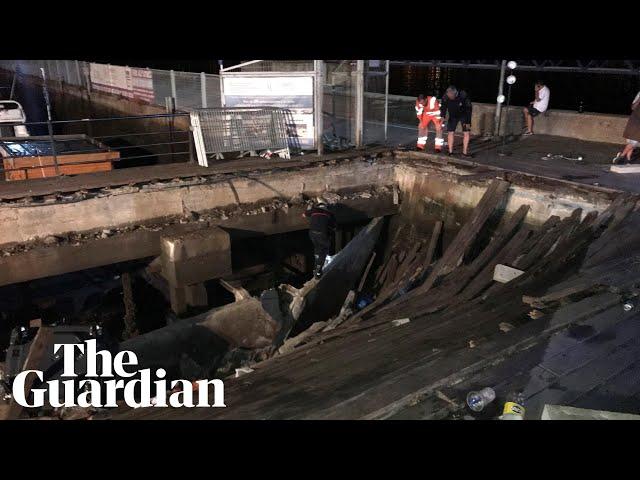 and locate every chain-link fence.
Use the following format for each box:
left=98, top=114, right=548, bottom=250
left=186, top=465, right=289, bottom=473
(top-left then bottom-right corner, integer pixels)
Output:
left=0, top=60, right=222, bottom=112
